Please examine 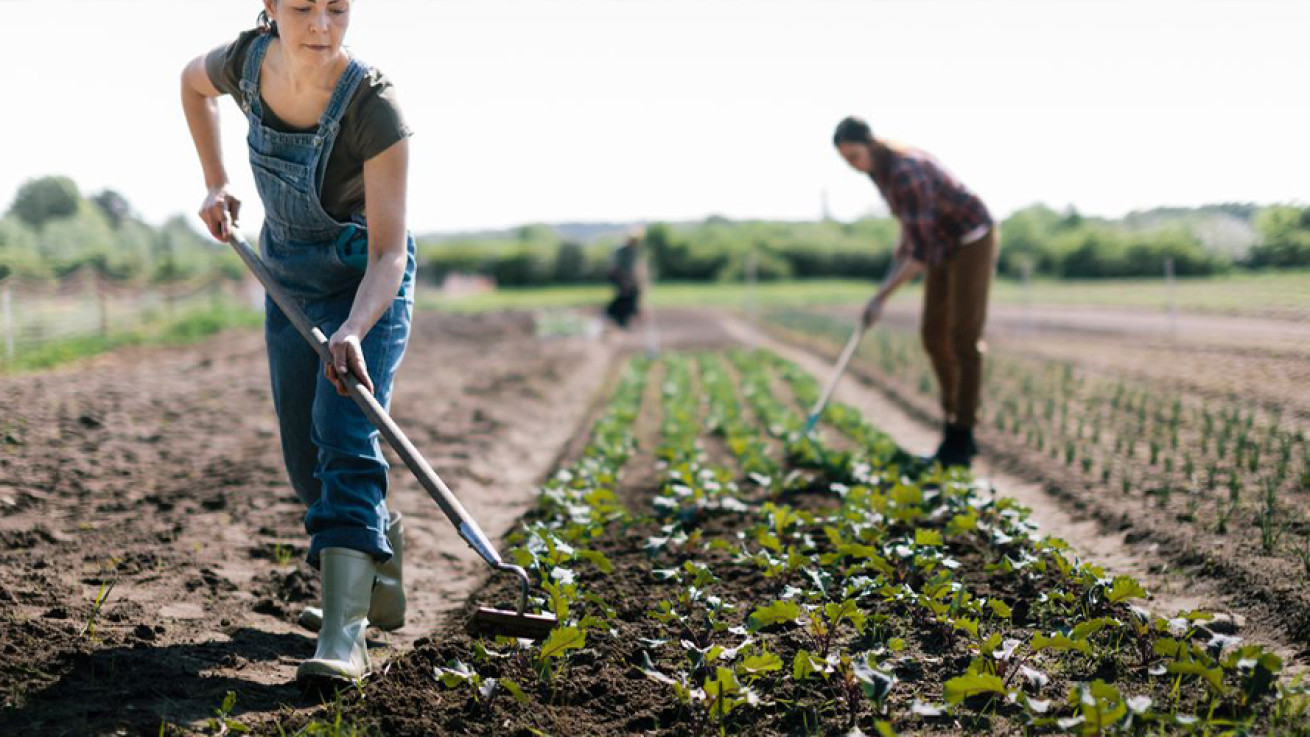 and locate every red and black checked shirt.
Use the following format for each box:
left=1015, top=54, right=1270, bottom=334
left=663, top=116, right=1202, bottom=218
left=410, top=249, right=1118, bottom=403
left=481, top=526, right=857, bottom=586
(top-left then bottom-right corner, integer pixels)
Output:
left=870, top=145, right=992, bottom=267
